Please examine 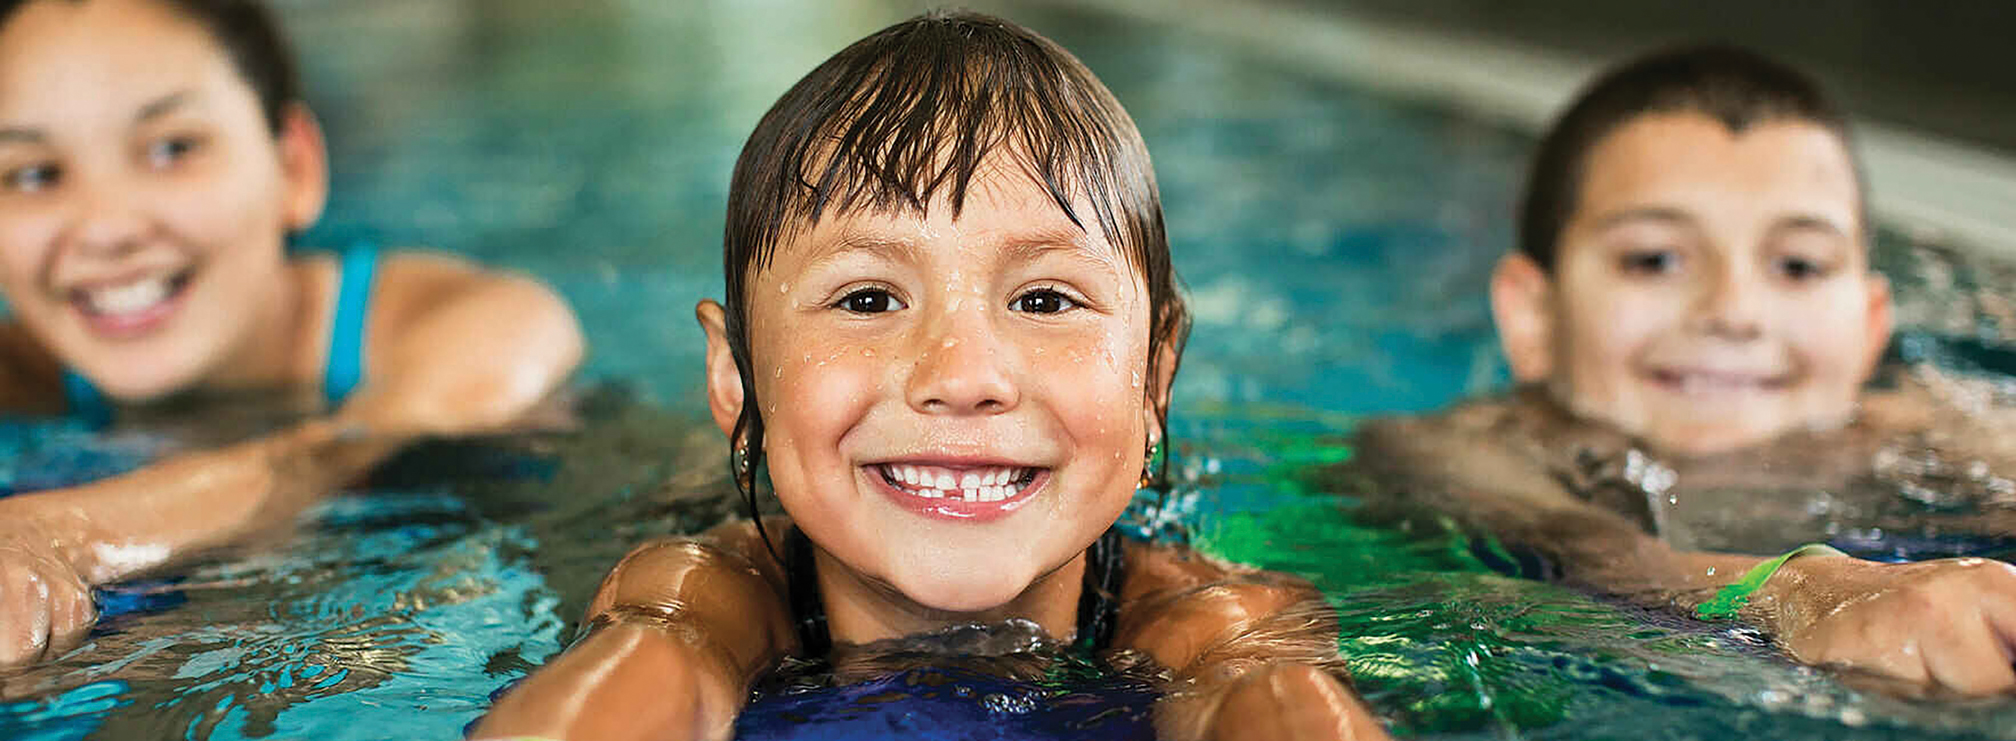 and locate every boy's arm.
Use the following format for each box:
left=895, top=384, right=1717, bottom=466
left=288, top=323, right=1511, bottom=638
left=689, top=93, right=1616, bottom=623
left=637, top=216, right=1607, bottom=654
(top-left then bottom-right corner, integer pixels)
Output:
left=1351, top=402, right=2016, bottom=696
left=0, top=259, right=583, bottom=666
left=472, top=523, right=797, bottom=741
left=1117, top=543, right=1391, bottom=741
